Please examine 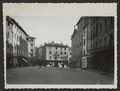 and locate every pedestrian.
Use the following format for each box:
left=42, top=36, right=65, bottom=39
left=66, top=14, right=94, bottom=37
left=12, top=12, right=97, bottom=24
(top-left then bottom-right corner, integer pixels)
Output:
left=62, top=63, right=64, bottom=68
left=50, top=63, right=52, bottom=67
